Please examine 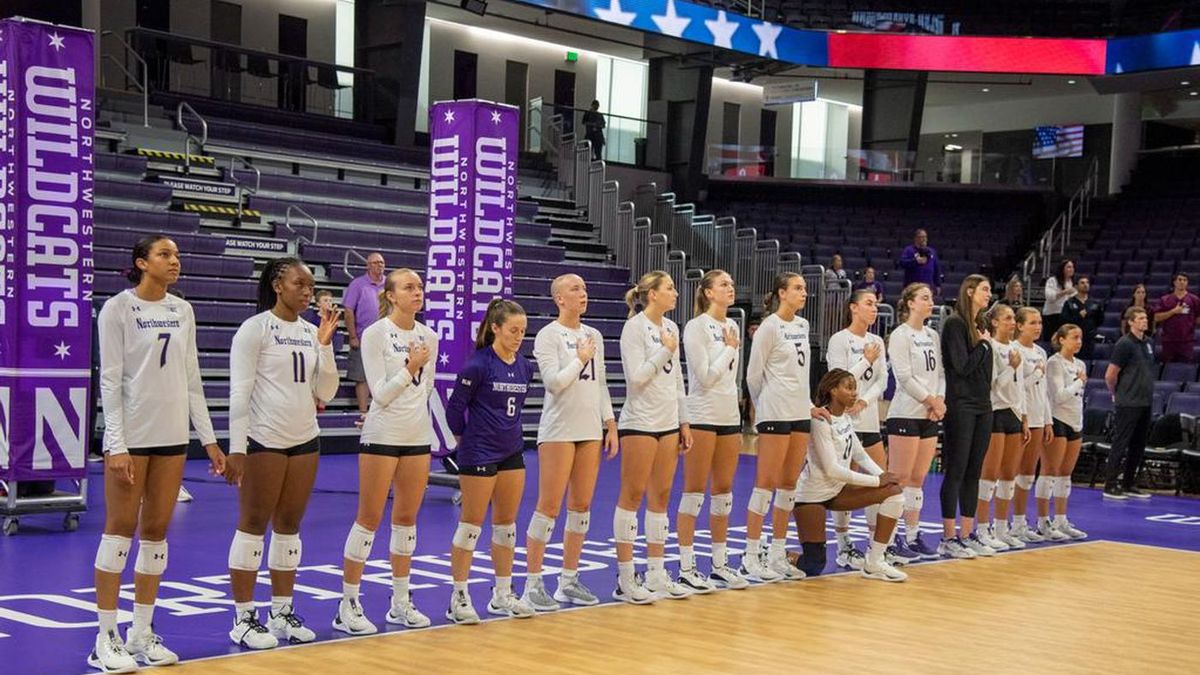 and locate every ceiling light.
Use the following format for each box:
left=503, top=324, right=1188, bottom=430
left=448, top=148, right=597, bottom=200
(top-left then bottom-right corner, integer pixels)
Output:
left=944, top=144, right=963, bottom=151
left=1191, top=91, right=1198, bottom=96
left=951, top=133, right=959, bottom=138
left=981, top=87, right=990, bottom=92
left=1182, top=80, right=1191, bottom=86
left=1067, top=79, right=1076, bottom=84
